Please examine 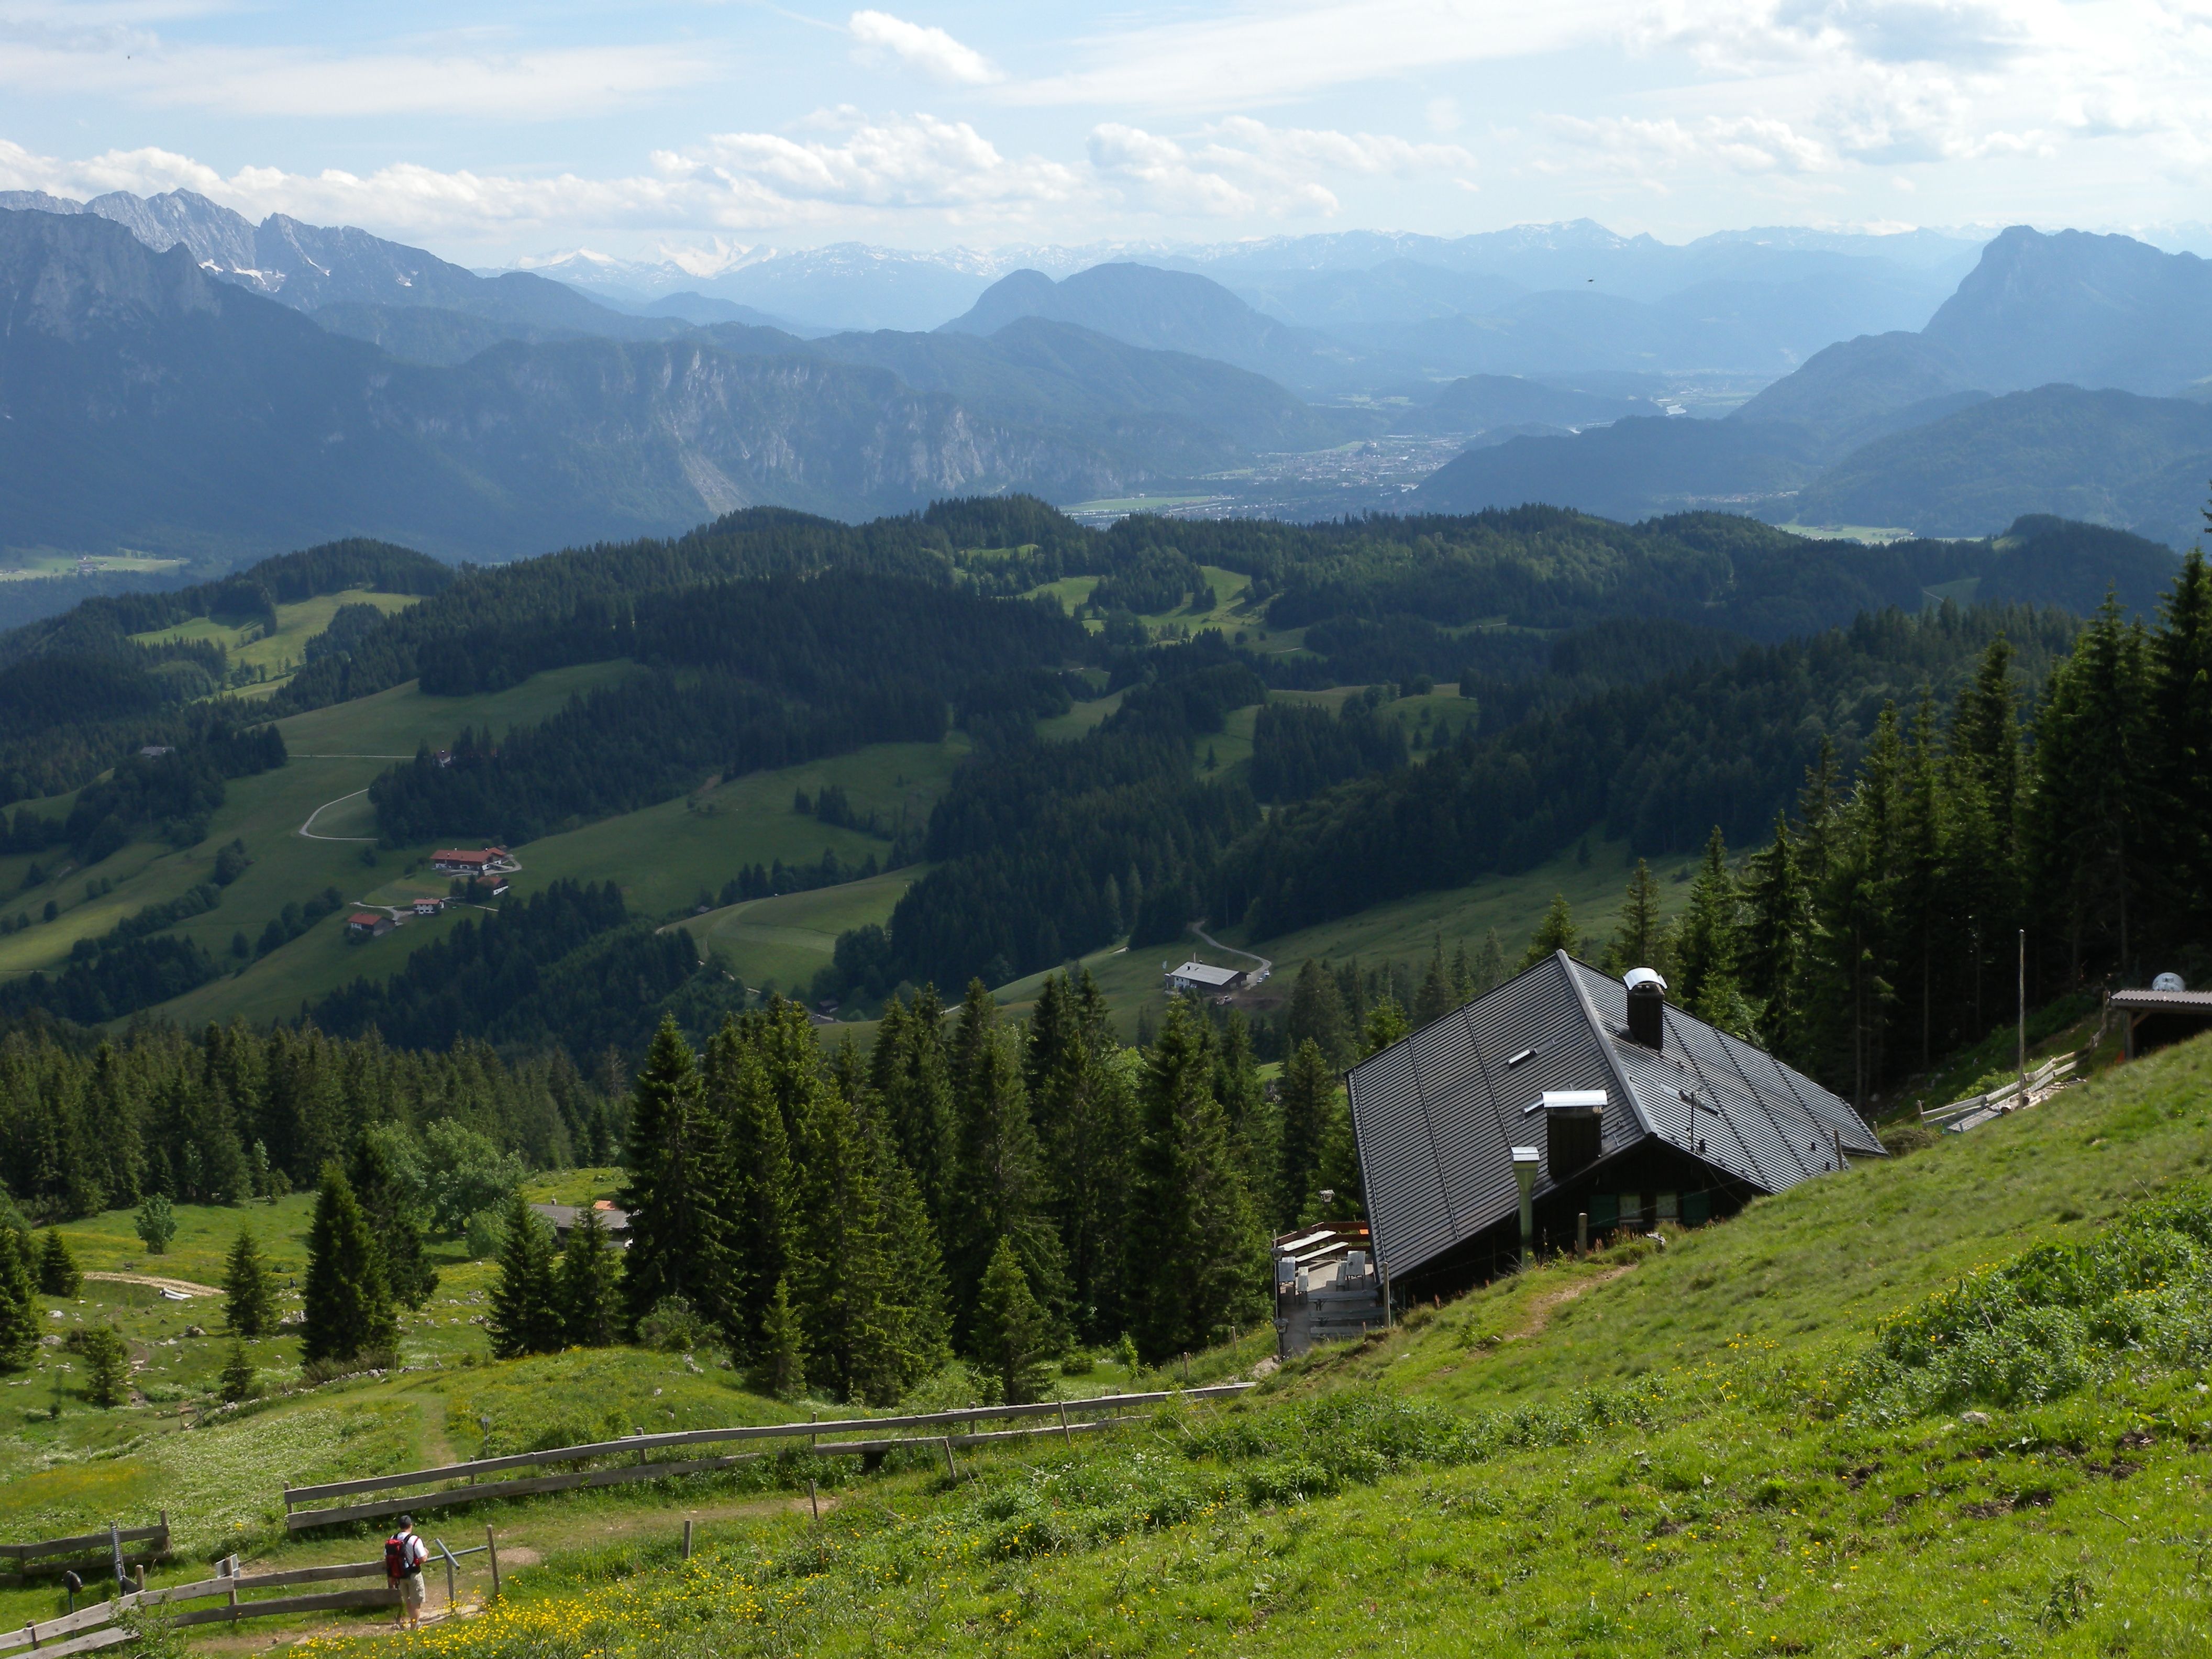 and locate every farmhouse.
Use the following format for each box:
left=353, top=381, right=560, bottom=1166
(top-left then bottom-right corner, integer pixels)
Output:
left=431, top=846, right=514, bottom=876
left=345, top=911, right=394, bottom=940
left=411, top=898, right=444, bottom=916
left=1166, top=959, right=1246, bottom=994
left=1345, top=953, right=1883, bottom=1301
